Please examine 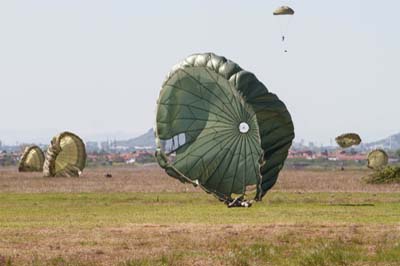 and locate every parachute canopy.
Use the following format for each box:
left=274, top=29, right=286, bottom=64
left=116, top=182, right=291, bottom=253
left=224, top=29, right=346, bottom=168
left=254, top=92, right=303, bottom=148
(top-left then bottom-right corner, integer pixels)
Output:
left=155, top=53, right=294, bottom=204
left=43, top=131, right=87, bottom=177
left=367, top=149, right=388, bottom=170
left=18, top=145, right=45, bottom=172
left=273, top=6, right=295, bottom=16
left=335, top=133, right=361, bottom=148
